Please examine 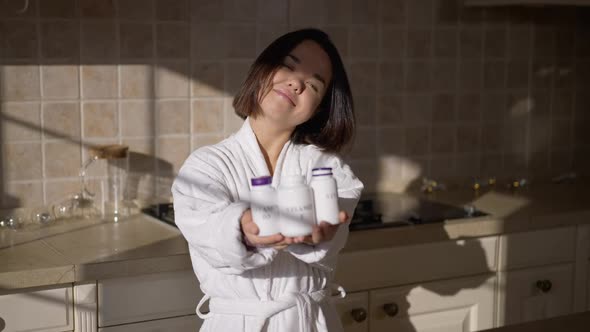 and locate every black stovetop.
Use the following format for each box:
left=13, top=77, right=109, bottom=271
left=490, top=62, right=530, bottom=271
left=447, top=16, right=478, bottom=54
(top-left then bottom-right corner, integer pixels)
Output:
left=143, top=193, right=488, bottom=232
